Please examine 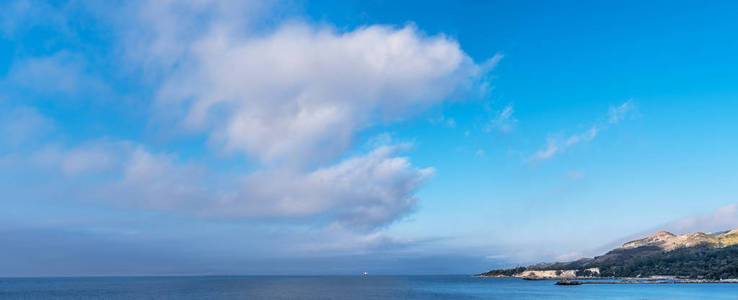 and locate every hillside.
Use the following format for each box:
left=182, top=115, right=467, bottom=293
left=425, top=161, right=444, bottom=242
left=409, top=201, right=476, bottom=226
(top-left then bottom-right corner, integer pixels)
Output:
left=479, top=229, right=738, bottom=280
